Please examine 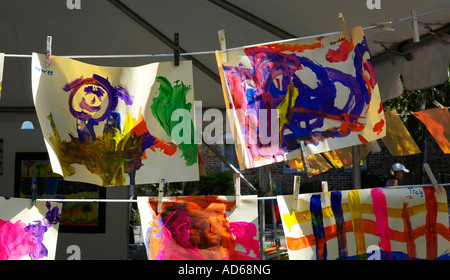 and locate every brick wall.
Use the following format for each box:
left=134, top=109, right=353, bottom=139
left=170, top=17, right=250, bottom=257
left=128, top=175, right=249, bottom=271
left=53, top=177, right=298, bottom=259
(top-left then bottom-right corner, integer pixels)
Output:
left=199, top=129, right=450, bottom=195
